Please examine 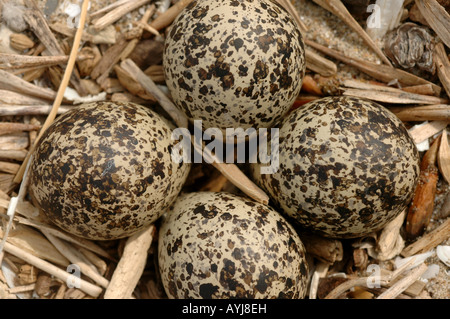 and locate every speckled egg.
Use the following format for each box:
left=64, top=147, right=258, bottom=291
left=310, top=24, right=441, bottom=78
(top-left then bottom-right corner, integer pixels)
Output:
left=249, top=96, right=420, bottom=238
left=29, top=101, right=191, bottom=240
left=158, top=192, right=309, bottom=299
left=163, top=0, right=306, bottom=135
